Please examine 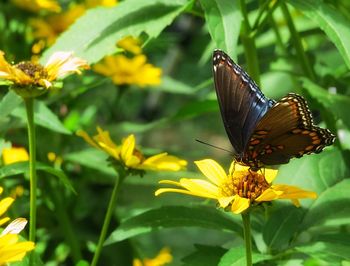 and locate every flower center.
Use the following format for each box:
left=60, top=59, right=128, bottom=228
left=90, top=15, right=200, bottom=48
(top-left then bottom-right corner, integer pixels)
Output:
left=15, top=61, right=48, bottom=83
left=221, top=171, right=270, bottom=201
